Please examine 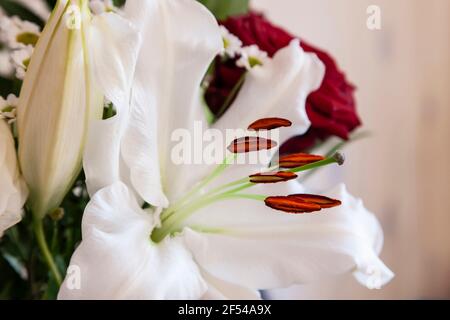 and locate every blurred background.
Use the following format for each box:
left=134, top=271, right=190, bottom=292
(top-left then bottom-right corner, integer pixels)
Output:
left=253, top=0, right=450, bottom=299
